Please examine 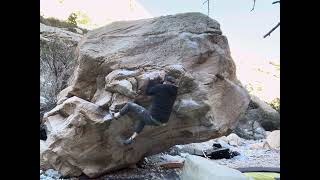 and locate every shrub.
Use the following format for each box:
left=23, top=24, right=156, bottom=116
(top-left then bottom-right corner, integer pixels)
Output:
left=40, top=15, right=89, bottom=34
left=269, top=97, right=280, bottom=113
left=40, top=38, right=77, bottom=117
